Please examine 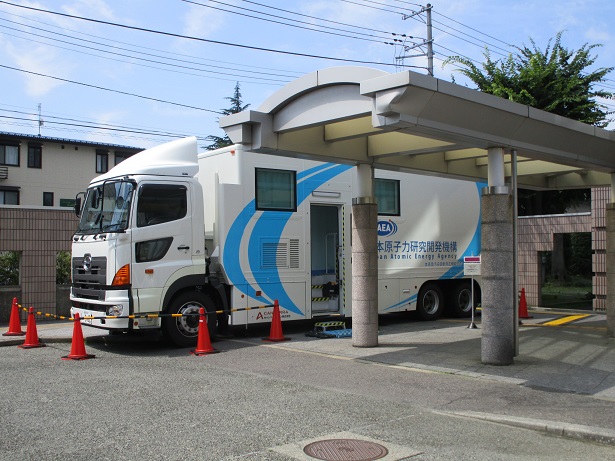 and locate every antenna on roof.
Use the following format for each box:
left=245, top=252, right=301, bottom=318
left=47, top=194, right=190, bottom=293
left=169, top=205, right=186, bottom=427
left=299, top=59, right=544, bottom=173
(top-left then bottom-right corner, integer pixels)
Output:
left=38, top=103, right=44, bottom=136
